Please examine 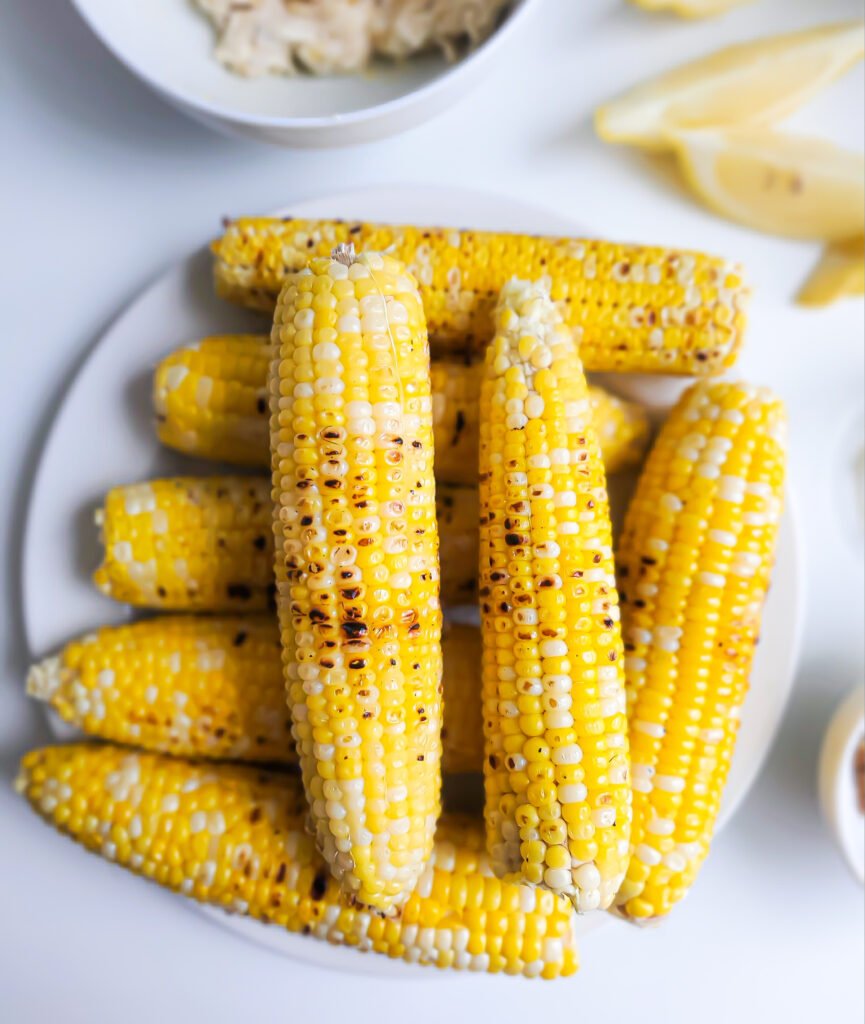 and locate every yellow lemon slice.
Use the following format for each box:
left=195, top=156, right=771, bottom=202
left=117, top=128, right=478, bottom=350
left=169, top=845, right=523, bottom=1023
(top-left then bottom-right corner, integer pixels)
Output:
left=672, top=128, right=865, bottom=241
left=797, top=238, right=865, bottom=306
left=596, top=21, right=864, bottom=150
left=630, top=0, right=751, bottom=17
